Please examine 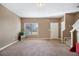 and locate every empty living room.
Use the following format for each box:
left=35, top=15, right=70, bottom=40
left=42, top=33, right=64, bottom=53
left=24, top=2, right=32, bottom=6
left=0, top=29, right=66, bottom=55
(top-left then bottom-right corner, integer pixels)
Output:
left=0, top=0, right=79, bottom=58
